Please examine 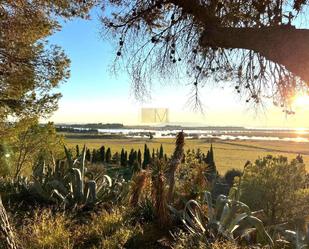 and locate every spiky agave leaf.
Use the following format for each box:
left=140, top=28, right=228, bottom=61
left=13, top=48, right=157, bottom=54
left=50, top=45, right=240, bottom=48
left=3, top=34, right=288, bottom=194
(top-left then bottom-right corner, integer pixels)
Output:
left=69, top=168, right=83, bottom=202
left=50, top=189, right=68, bottom=205
left=64, top=145, right=73, bottom=168
left=84, top=180, right=97, bottom=203
left=183, top=200, right=206, bottom=234
left=103, top=174, right=112, bottom=188
left=78, top=145, right=87, bottom=179
left=214, top=194, right=229, bottom=221
left=204, top=191, right=215, bottom=222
